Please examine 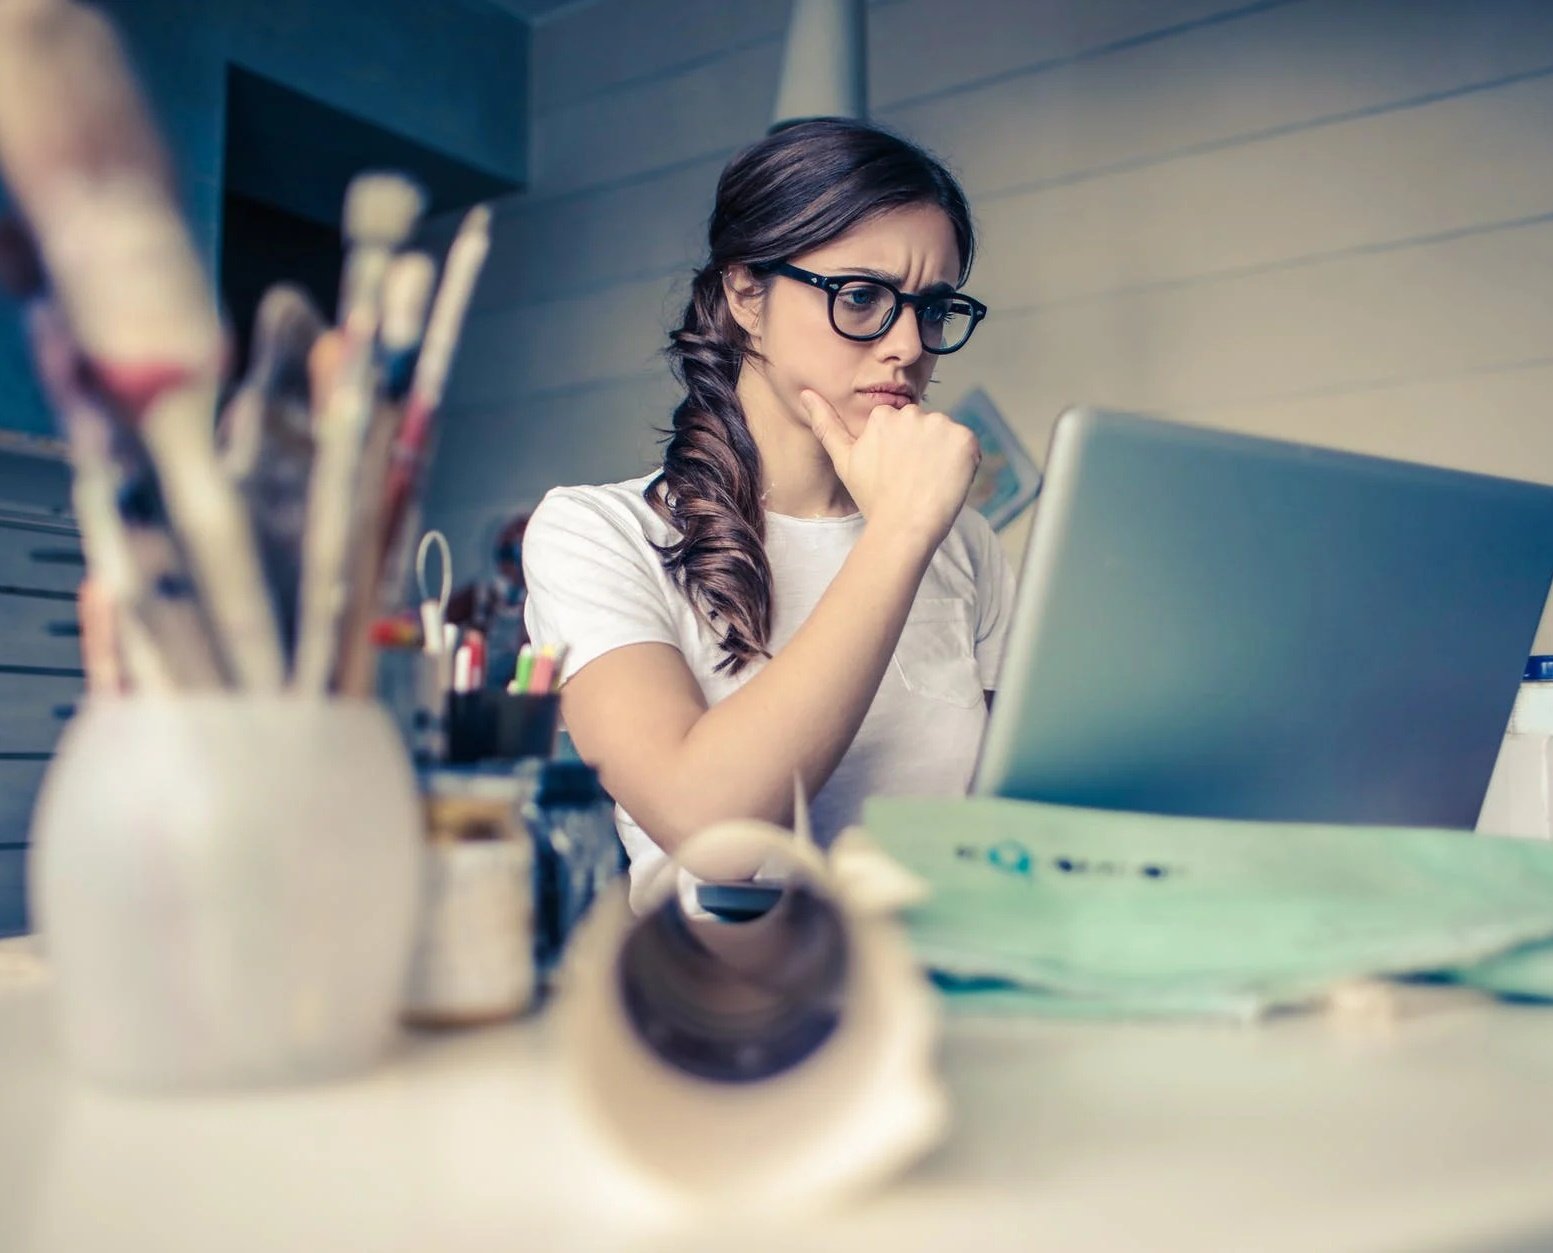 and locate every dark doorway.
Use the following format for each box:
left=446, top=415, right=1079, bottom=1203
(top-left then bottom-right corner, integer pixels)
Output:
left=218, top=192, right=342, bottom=380
left=218, top=65, right=519, bottom=376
